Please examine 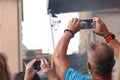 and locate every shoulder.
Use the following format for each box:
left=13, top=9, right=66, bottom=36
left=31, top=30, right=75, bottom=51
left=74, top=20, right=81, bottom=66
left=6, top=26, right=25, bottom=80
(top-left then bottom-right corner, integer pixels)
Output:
left=64, top=68, right=88, bottom=80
